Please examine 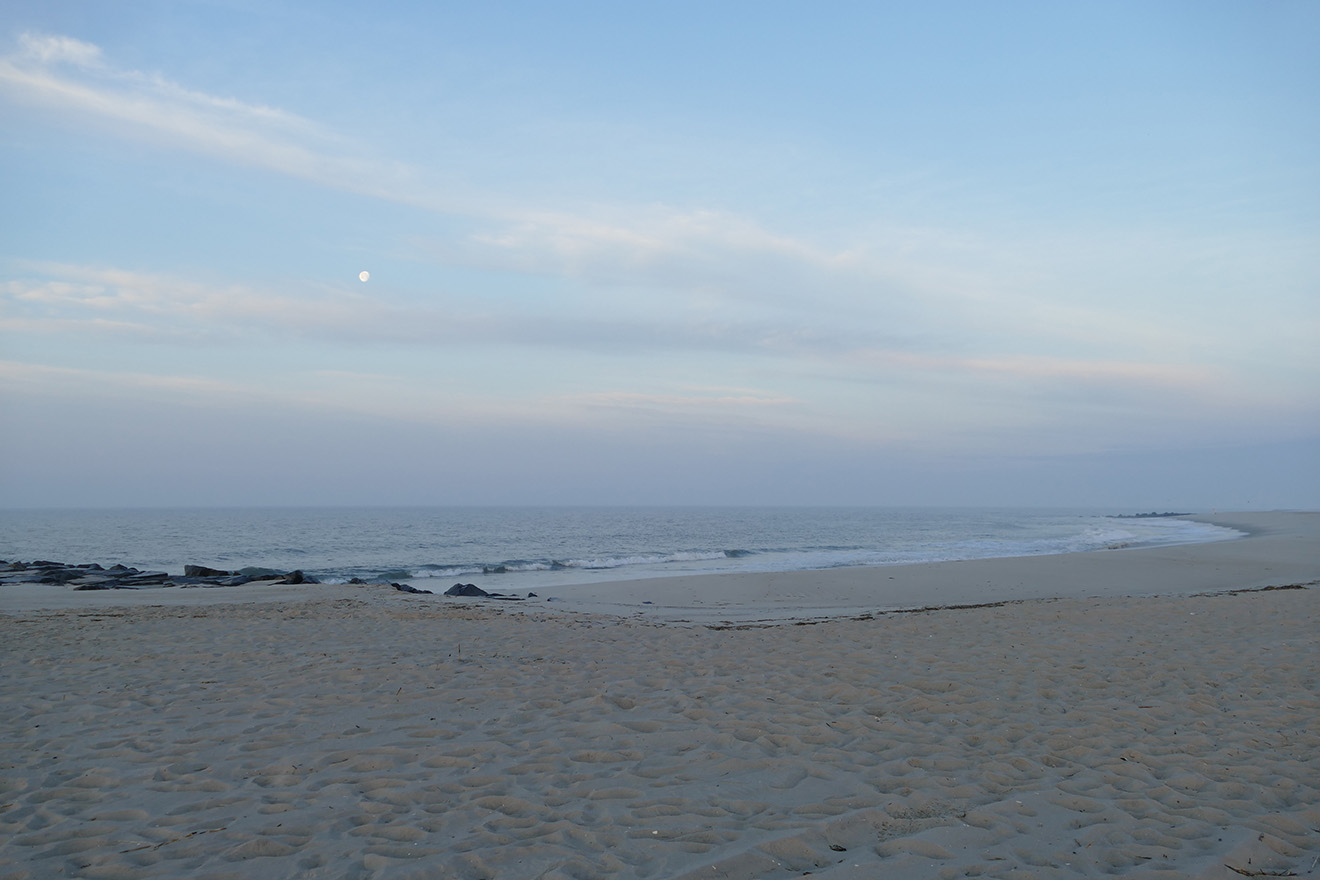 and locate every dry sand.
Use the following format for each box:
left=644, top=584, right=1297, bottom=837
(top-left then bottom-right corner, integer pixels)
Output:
left=1, top=511, right=1317, bottom=879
